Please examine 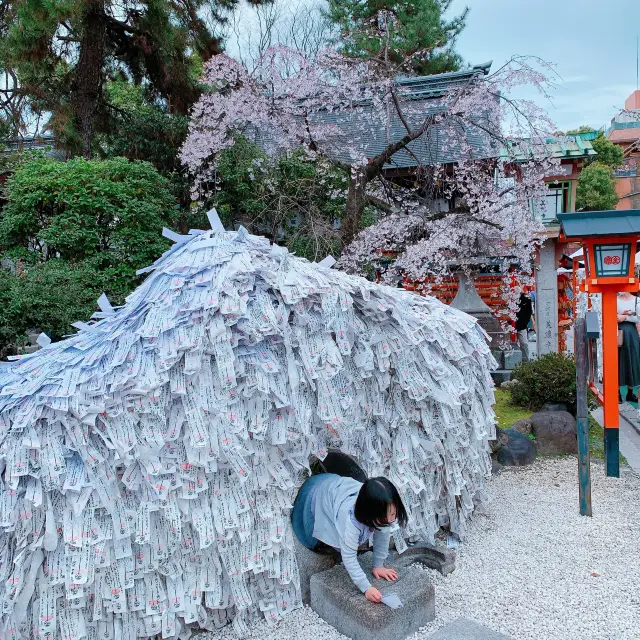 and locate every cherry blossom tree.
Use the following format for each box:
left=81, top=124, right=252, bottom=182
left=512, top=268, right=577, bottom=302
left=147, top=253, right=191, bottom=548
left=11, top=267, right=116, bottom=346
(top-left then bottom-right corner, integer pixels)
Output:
left=180, top=35, right=559, bottom=312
